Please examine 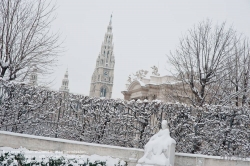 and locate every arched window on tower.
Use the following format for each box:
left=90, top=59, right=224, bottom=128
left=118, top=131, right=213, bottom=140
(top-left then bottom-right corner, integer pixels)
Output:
left=100, top=87, right=107, bottom=97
